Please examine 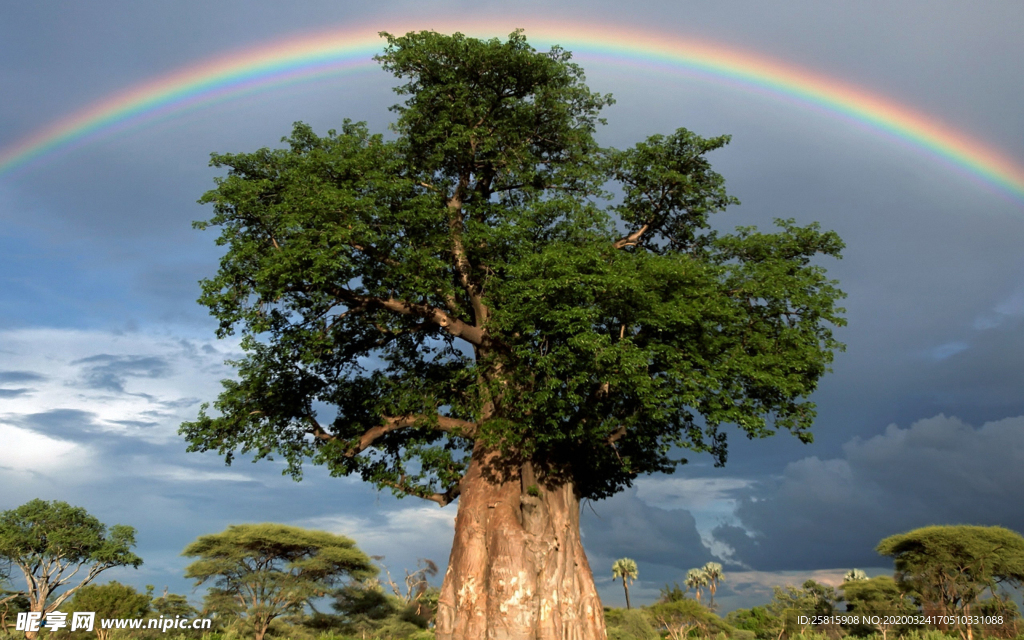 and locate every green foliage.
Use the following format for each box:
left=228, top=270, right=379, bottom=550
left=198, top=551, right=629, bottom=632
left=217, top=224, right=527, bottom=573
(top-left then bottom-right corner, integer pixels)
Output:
left=877, top=525, right=1024, bottom=623
left=182, top=29, right=845, bottom=507
left=659, top=582, right=687, bottom=603
left=726, top=606, right=782, bottom=640
left=328, top=581, right=432, bottom=638
left=648, top=599, right=723, bottom=640
left=202, top=586, right=244, bottom=624
left=765, top=580, right=840, bottom=638
left=151, top=591, right=200, bottom=619
left=605, top=607, right=658, bottom=640
left=64, top=580, right=150, bottom=618
left=0, top=499, right=141, bottom=616
left=842, top=575, right=919, bottom=638
left=183, top=523, right=376, bottom=640
left=901, top=631, right=961, bottom=640
left=769, top=580, right=839, bottom=617
left=62, top=581, right=150, bottom=640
